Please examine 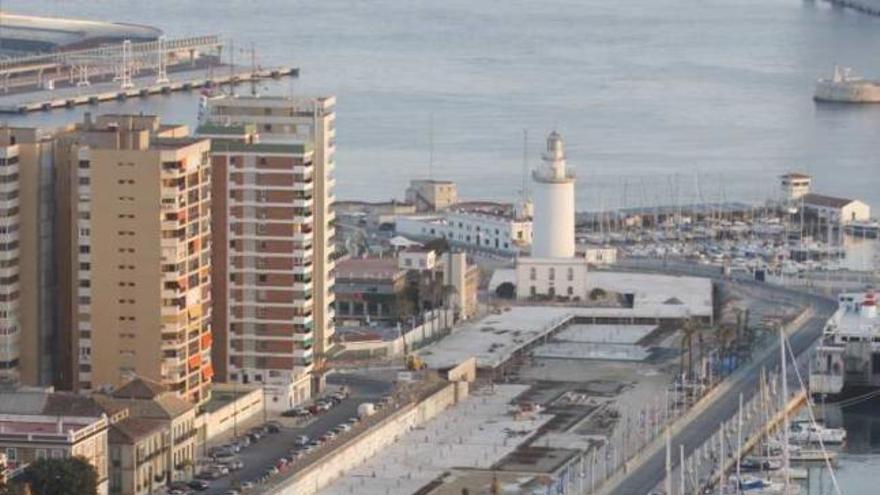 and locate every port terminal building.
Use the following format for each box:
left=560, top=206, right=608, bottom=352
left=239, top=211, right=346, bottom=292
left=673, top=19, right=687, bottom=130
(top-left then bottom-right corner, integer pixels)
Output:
left=0, top=12, right=162, bottom=54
